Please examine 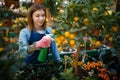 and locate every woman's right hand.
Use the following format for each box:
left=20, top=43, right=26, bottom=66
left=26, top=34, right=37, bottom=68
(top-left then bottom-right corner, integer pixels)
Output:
left=35, top=35, right=54, bottom=48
